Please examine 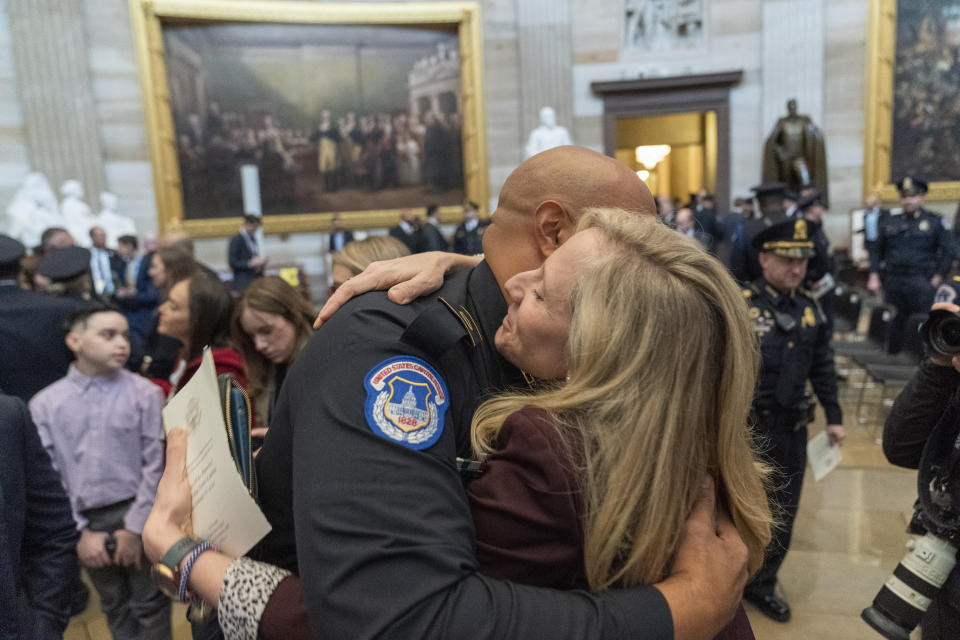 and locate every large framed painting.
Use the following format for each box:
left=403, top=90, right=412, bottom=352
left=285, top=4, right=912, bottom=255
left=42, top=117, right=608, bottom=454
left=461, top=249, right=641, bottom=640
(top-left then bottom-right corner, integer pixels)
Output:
left=864, top=0, right=960, bottom=202
left=129, top=0, right=487, bottom=237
